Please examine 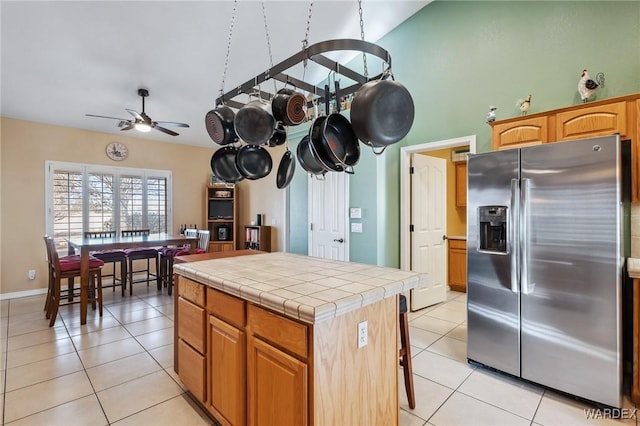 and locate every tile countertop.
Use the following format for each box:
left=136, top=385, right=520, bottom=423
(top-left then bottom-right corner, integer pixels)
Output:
left=628, top=258, right=640, bottom=278
left=173, top=252, right=428, bottom=325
